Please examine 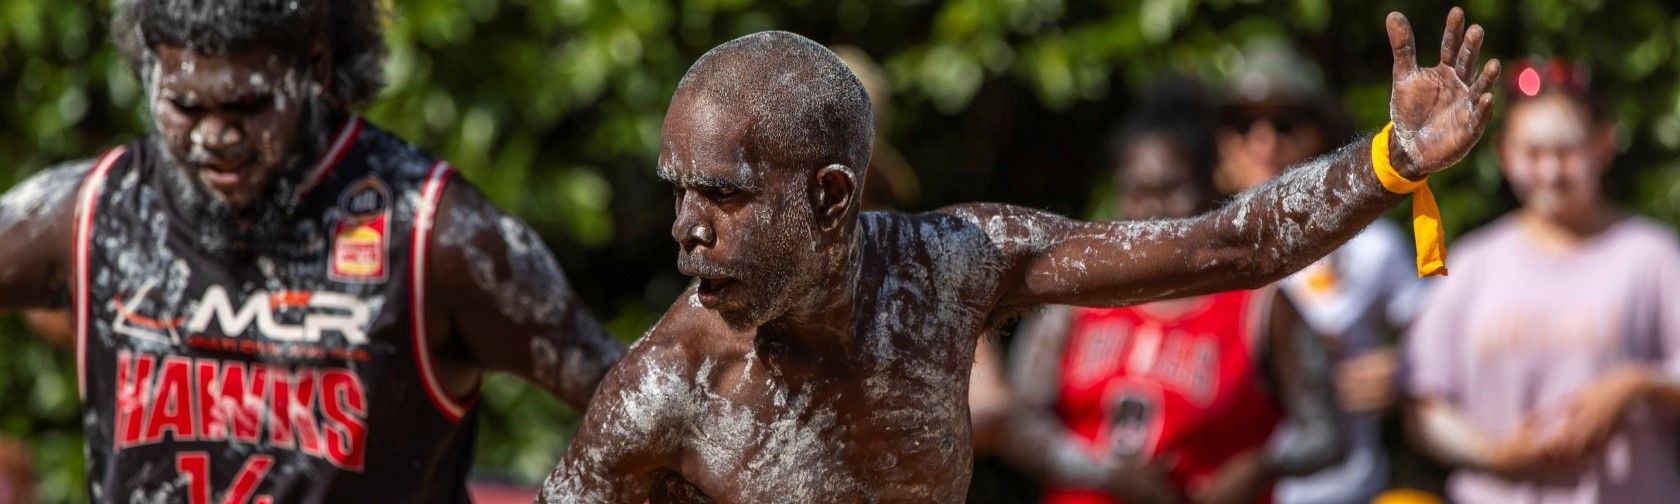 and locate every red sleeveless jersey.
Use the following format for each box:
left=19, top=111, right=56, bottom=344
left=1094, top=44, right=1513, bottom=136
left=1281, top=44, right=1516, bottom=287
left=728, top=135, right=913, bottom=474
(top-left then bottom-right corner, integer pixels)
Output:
left=1046, top=290, right=1281, bottom=504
